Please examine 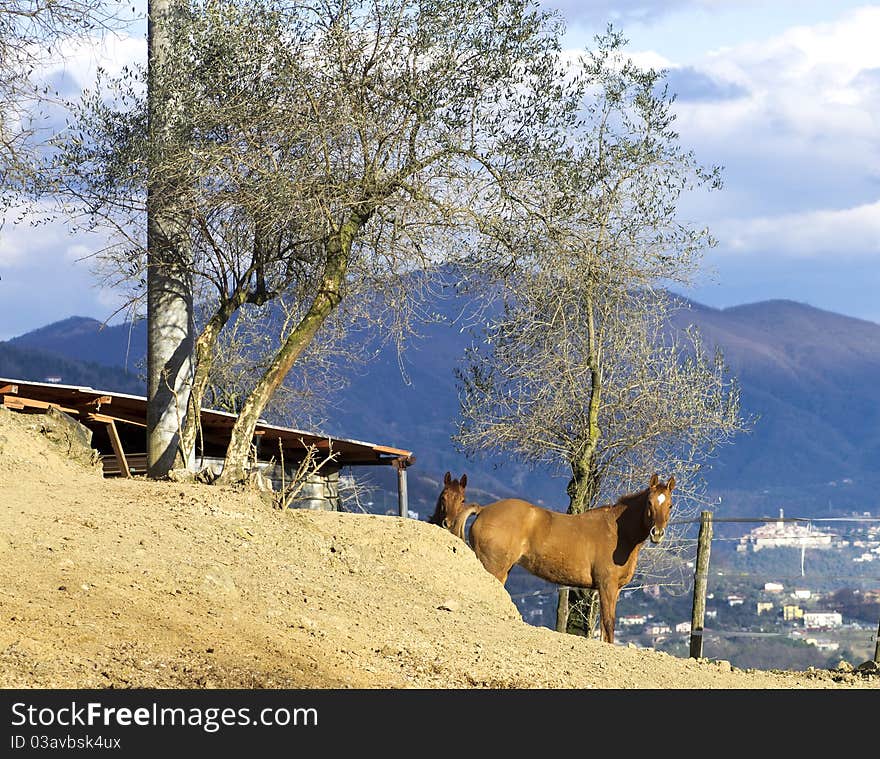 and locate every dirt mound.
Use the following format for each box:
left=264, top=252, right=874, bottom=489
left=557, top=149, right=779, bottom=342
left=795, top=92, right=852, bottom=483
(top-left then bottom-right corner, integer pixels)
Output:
left=0, top=406, right=876, bottom=689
